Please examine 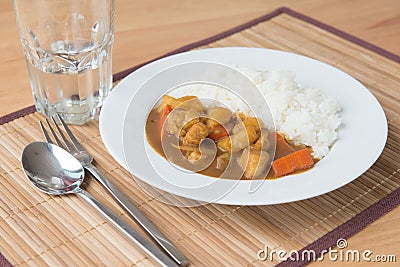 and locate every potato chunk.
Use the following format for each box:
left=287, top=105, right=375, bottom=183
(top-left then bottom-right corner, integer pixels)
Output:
left=251, top=129, right=270, bottom=151
left=165, top=108, right=200, bottom=136
left=238, top=148, right=270, bottom=179
left=177, top=96, right=204, bottom=112
left=206, top=107, right=232, bottom=128
left=217, top=136, right=231, bottom=152
left=217, top=126, right=259, bottom=152
left=187, top=151, right=201, bottom=162
left=231, top=126, right=259, bottom=151
left=158, top=95, right=204, bottom=113
left=232, top=117, right=264, bottom=134
left=216, top=153, right=230, bottom=171
left=183, top=122, right=209, bottom=145
left=157, top=95, right=180, bottom=112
